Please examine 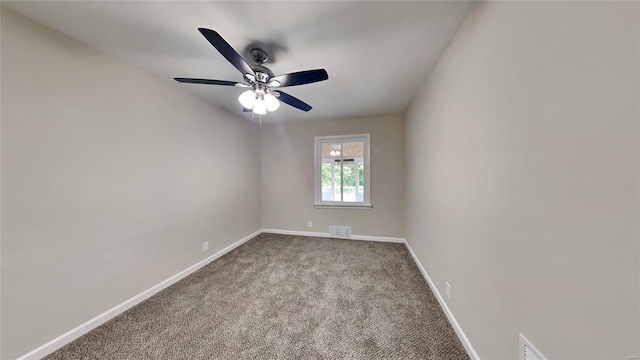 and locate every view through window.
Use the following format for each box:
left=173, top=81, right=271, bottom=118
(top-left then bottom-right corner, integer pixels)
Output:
left=315, top=134, right=371, bottom=207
